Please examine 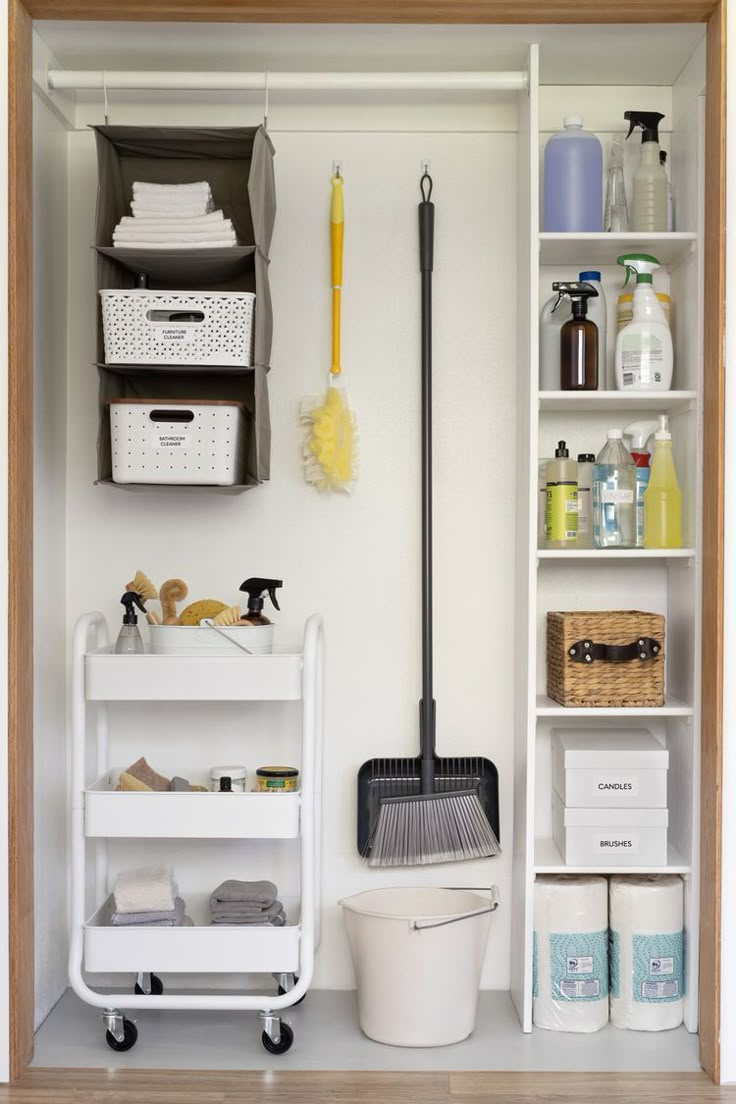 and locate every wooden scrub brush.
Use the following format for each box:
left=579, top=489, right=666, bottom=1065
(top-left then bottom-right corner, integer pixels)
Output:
left=159, top=578, right=189, bottom=625
left=212, top=605, right=242, bottom=627
left=126, top=570, right=158, bottom=604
